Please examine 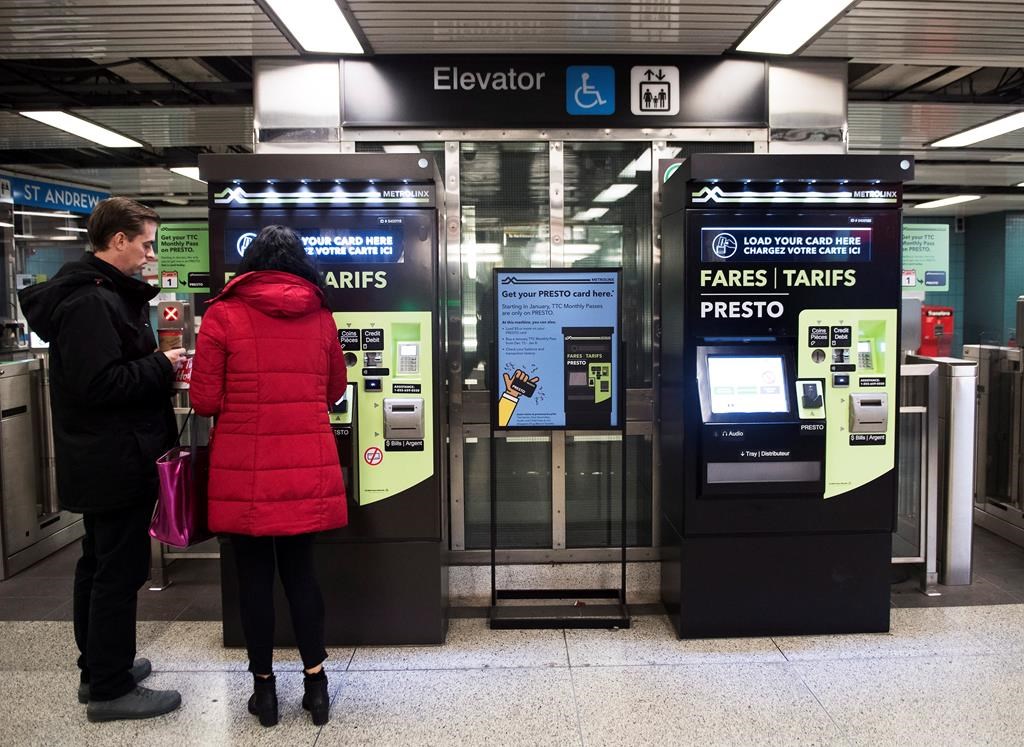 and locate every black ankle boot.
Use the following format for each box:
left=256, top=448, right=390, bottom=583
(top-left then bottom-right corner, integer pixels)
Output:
left=302, top=669, right=329, bottom=726
left=247, top=675, right=278, bottom=727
